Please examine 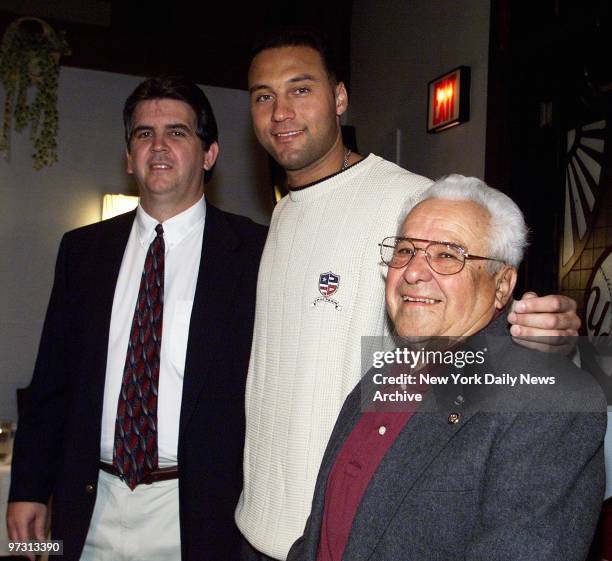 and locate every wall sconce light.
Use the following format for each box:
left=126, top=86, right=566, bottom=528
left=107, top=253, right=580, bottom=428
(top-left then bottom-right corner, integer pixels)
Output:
left=101, top=194, right=139, bottom=220
left=427, top=66, right=471, bottom=133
